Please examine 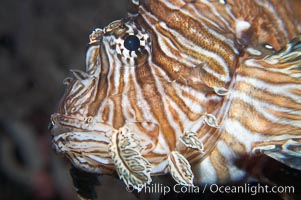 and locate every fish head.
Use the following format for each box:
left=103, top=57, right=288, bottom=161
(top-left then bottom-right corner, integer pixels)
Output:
left=49, top=17, right=159, bottom=174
